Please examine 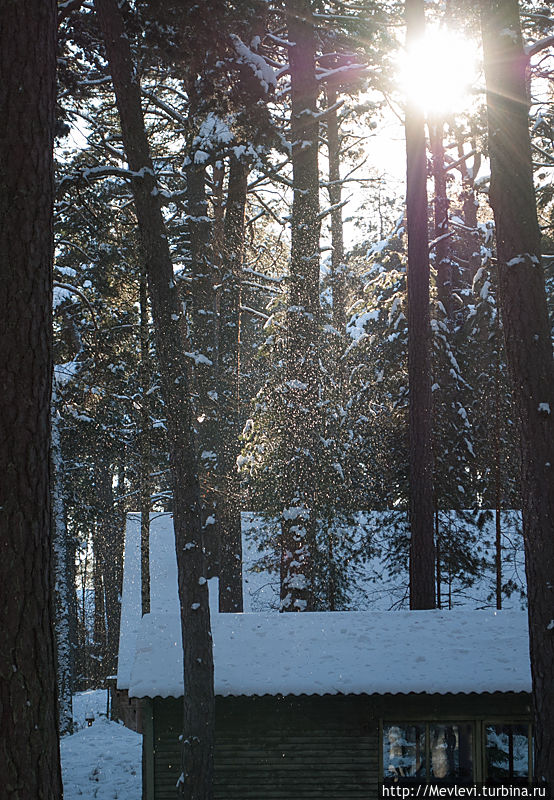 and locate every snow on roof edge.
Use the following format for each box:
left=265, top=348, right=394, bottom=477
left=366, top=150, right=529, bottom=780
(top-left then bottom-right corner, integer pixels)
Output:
left=119, top=513, right=530, bottom=700
left=117, top=514, right=142, bottom=690
left=128, top=608, right=531, bottom=700
left=129, top=689, right=531, bottom=701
